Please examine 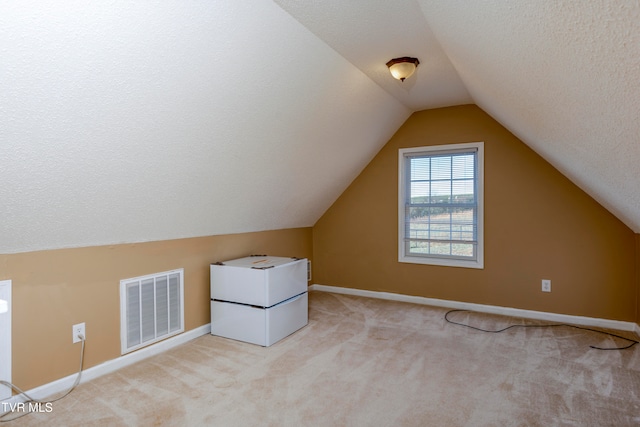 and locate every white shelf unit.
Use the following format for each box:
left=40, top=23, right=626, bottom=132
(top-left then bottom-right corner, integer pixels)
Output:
left=210, top=256, right=308, bottom=346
